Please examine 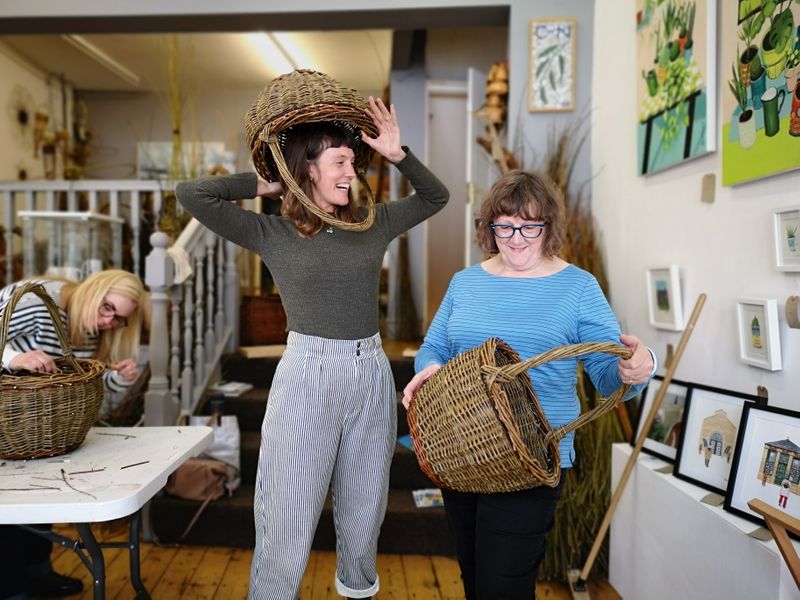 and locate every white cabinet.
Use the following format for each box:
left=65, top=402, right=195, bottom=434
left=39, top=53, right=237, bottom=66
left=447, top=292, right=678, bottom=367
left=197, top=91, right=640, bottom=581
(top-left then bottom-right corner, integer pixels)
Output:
left=609, top=443, right=800, bottom=600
